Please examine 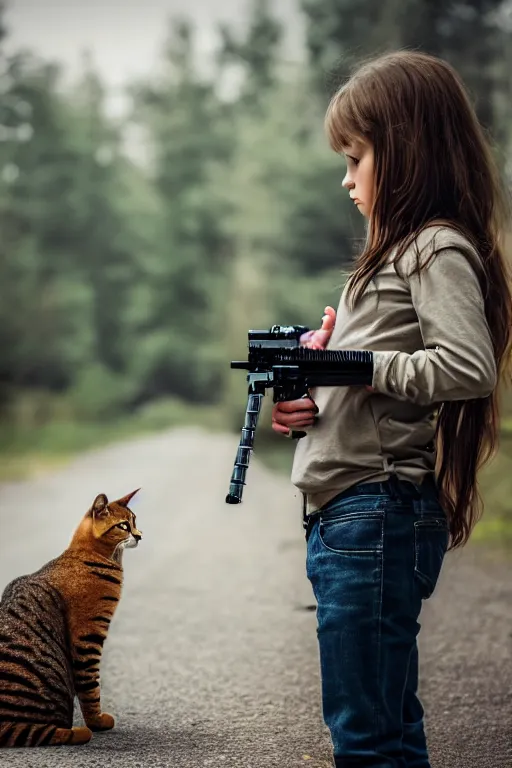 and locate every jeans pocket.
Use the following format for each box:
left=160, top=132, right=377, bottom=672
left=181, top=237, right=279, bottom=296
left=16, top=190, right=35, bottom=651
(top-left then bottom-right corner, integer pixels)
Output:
left=414, top=518, right=449, bottom=599
left=319, top=511, right=384, bottom=555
